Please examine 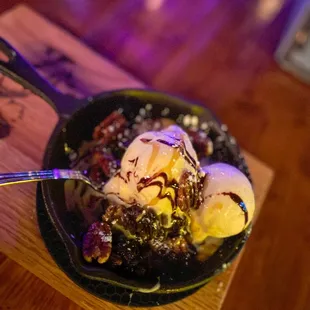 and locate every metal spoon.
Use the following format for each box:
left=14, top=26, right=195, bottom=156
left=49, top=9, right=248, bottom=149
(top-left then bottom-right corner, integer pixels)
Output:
left=0, top=169, right=103, bottom=192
